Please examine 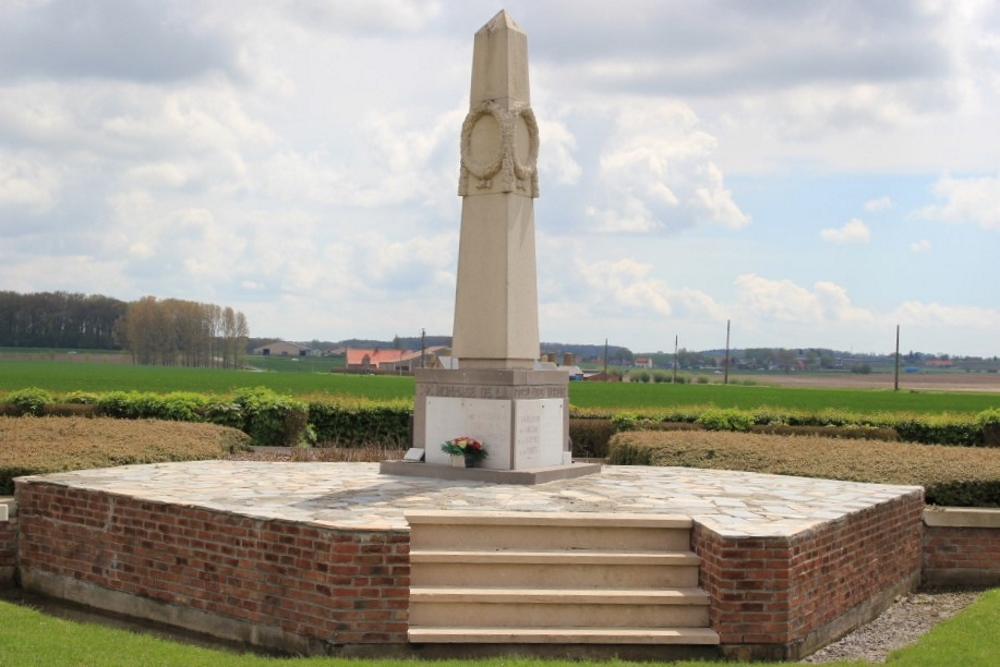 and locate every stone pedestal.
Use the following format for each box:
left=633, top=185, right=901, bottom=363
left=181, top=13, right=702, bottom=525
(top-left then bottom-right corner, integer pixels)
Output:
left=416, top=368, right=568, bottom=470
left=379, top=368, right=600, bottom=484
